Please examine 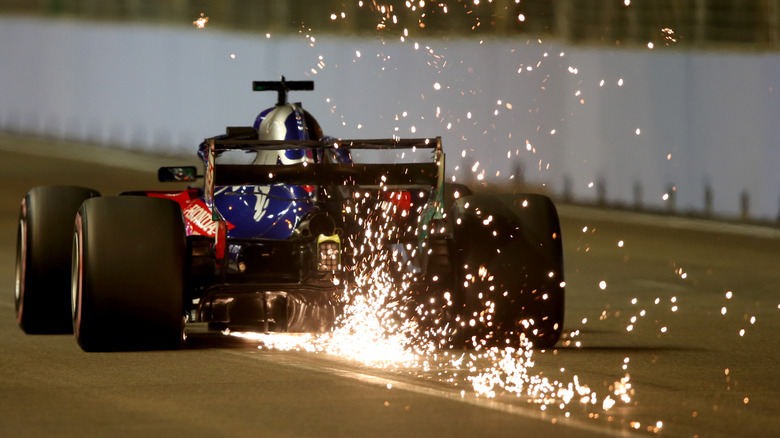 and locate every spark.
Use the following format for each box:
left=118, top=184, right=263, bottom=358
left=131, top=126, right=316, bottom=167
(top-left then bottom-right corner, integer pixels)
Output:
left=223, top=154, right=633, bottom=417
left=193, top=13, right=209, bottom=29
left=661, top=28, right=678, bottom=43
